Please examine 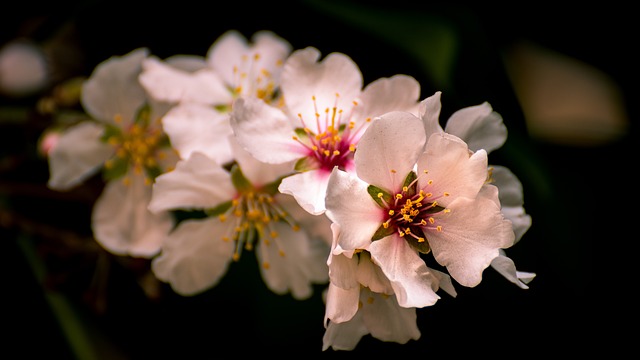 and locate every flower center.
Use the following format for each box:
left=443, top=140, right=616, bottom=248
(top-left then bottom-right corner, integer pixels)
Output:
left=102, top=105, right=170, bottom=185
left=209, top=165, right=300, bottom=269
left=291, top=94, right=370, bottom=172
left=231, top=52, right=284, bottom=104
left=369, top=170, right=449, bottom=253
